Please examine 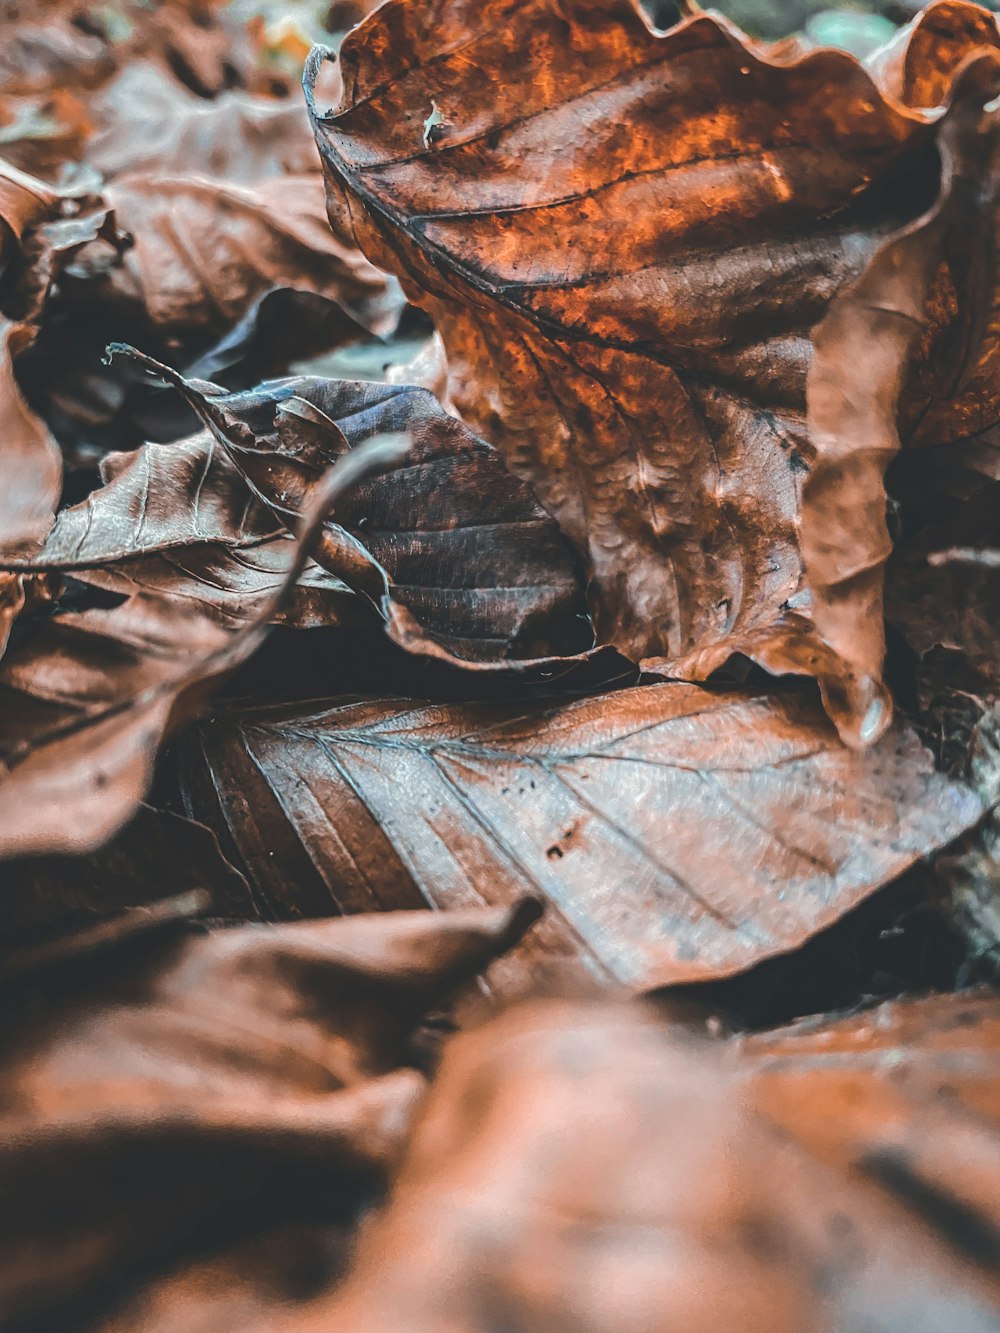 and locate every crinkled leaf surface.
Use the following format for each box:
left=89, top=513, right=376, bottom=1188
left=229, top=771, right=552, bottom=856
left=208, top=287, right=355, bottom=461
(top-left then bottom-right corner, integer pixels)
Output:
left=873, top=0, right=1000, bottom=109
left=0, top=438, right=405, bottom=859
left=184, top=683, right=982, bottom=991
left=110, top=354, right=594, bottom=665
left=801, top=58, right=1000, bottom=742
left=74, top=173, right=396, bottom=346
left=0, top=897, right=536, bottom=1330
left=310, top=0, right=1000, bottom=743
left=86, top=61, right=320, bottom=183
